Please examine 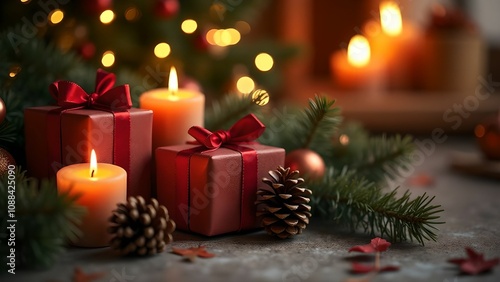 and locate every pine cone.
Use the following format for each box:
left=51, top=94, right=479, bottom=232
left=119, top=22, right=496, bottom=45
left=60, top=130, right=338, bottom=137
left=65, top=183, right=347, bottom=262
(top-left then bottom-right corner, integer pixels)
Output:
left=109, top=196, right=176, bottom=256
left=256, top=166, right=312, bottom=239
